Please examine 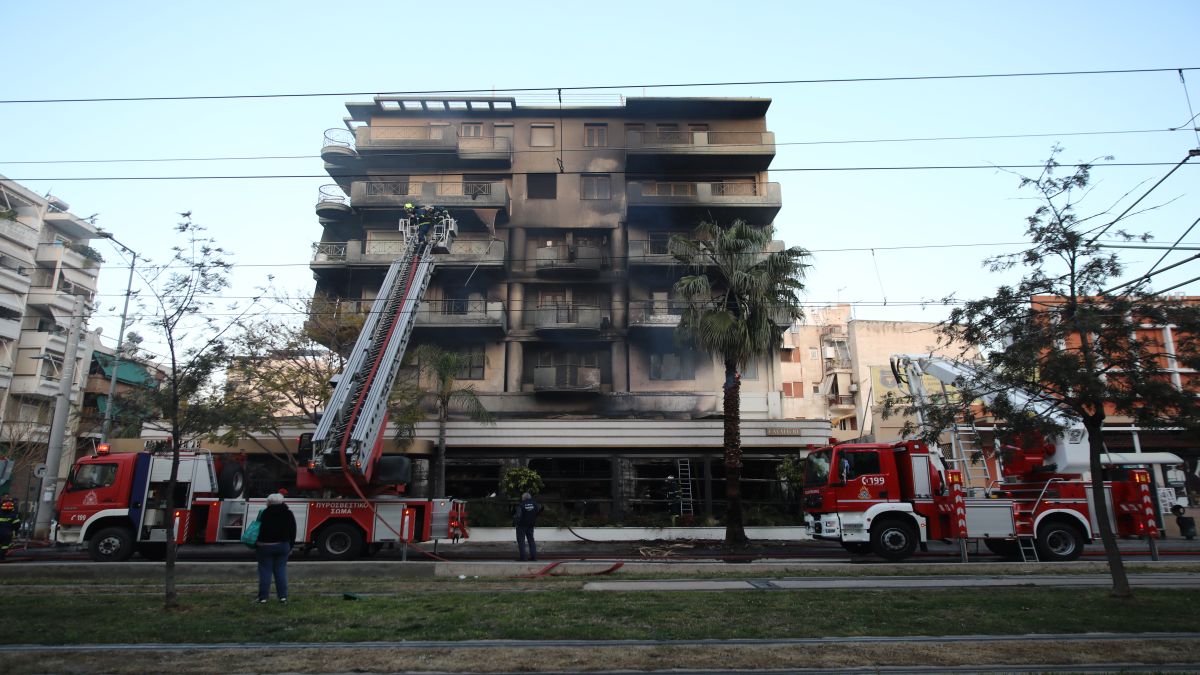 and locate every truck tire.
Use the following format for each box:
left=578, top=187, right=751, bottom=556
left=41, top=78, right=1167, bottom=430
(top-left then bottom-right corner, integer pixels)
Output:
left=315, top=523, right=364, bottom=561
left=88, top=526, right=135, bottom=562
left=840, top=541, right=872, bottom=555
left=137, top=542, right=167, bottom=561
left=218, top=464, right=246, bottom=499
left=1036, top=520, right=1084, bottom=562
left=870, top=518, right=918, bottom=562
left=983, top=538, right=1020, bottom=559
